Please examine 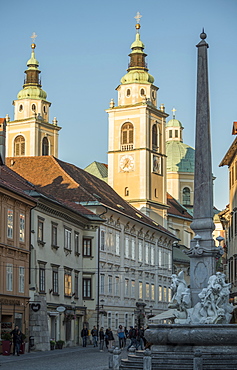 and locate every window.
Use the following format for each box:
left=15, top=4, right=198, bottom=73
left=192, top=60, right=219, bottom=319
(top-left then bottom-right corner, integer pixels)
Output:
left=32, top=104, right=36, bottom=111
left=151, top=247, right=154, bottom=265
left=158, top=248, right=162, bottom=267
left=52, top=223, right=57, bottom=247
left=14, top=135, right=25, bottom=156
left=131, top=238, right=135, bottom=260
left=168, top=288, right=172, bottom=302
left=121, top=122, right=134, bottom=150
left=115, top=277, right=120, bottom=296
left=42, top=137, right=49, bottom=156
left=145, top=244, right=149, bottom=264
left=83, top=238, right=92, bottom=257
left=19, top=267, right=24, bottom=293
left=83, top=278, right=91, bottom=299
left=19, top=213, right=25, bottom=242
left=101, top=230, right=105, bottom=251
left=100, top=274, right=105, bottom=294
left=115, top=233, right=120, bottom=255
left=146, top=283, right=150, bottom=299
left=152, top=124, right=158, bottom=148
left=108, top=312, right=112, bottom=328
left=158, top=286, right=162, bottom=301
left=64, top=228, right=72, bottom=250
left=38, top=218, right=44, bottom=243
left=64, top=270, right=72, bottom=296
left=75, top=232, right=79, bottom=255
left=74, top=272, right=79, bottom=299
left=131, top=280, right=135, bottom=298
left=138, top=240, right=143, bottom=262
left=139, top=282, right=143, bottom=299
left=39, top=264, right=45, bottom=293
left=169, top=130, right=172, bottom=139
left=151, top=284, right=155, bottom=300
left=19, top=104, right=23, bottom=112
left=6, top=264, right=13, bottom=291
left=115, top=313, right=119, bottom=329
left=125, top=236, right=129, bottom=258
left=164, top=286, right=167, bottom=301
left=175, top=130, right=178, bottom=138
left=126, top=89, right=131, bottom=97
left=125, top=187, right=129, bottom=196
left=140, top=88, right=145, bottom=96
left=7, top=209, right=13, bottom=239
left=125, top=279, right=129, bottom=296
left=183, top=187, right=191, bottom=205
left=168, top=251, right=172, bottom=270
left=108, top=275, right=113, bottom=295
left=52, top=266, right=59, bottom=295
